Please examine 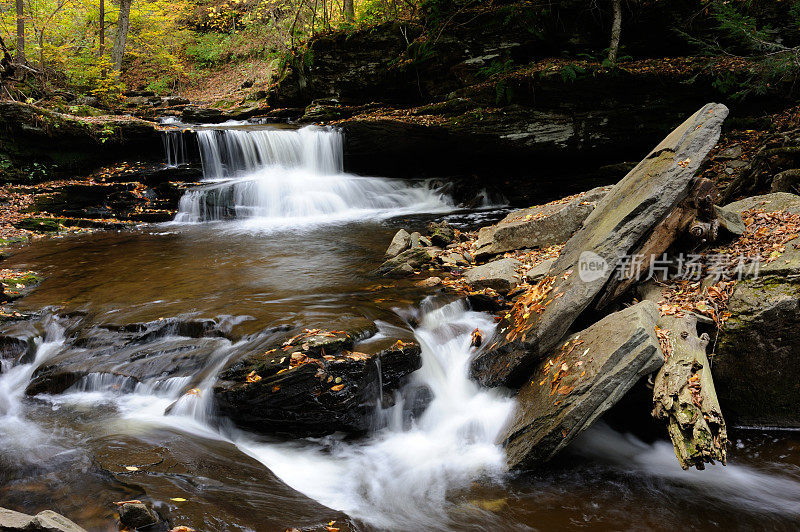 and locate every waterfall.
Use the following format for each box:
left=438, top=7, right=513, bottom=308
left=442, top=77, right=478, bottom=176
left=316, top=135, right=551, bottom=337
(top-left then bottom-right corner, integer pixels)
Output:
left=162, top=129, right=187, bottom=168
left=173, top=125, right=454, bottom=225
